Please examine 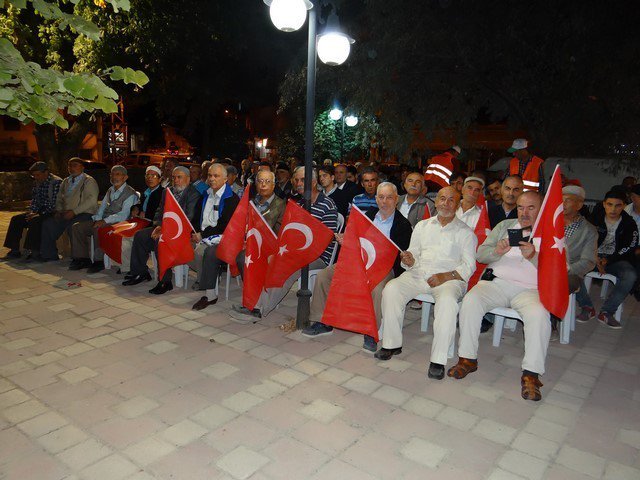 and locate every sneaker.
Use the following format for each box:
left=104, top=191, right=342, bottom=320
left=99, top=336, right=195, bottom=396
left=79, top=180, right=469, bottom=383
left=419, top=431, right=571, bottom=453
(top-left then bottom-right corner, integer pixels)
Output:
left=597, top=311, right=621, bottom=329
left=302, top=323, right=334, bottom=337
left=549, top=329, right=560, bottom=342
left=362, top=335, right=377, bottom=352
left=576, top=306, right=596, bottom=323
left=229, top=304, right=261, bottom=324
